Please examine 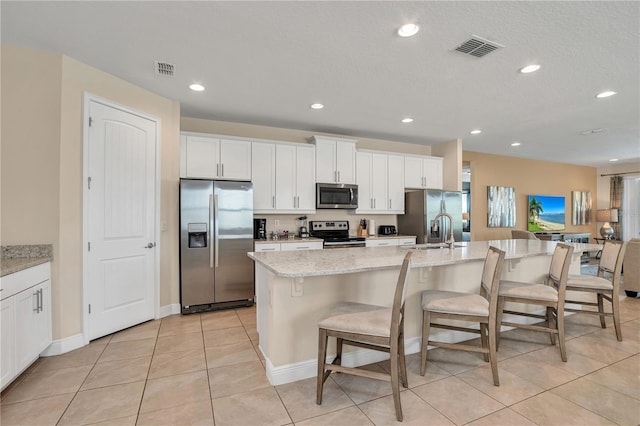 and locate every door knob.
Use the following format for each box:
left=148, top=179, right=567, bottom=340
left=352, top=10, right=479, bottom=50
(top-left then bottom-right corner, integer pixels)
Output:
left=145, top=242, right=156, bottom=248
